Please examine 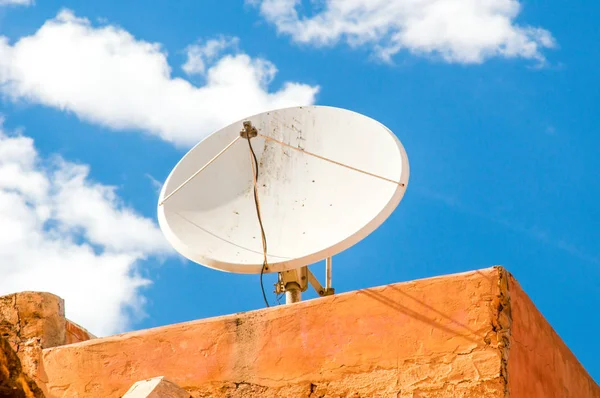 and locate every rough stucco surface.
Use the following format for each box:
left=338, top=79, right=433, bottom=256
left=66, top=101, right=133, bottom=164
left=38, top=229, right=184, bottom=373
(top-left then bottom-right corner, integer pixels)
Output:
left=0, top=267, right=592, bottom=397
left=41, top=267, right=508, bottom=397
left=0, top=292, right=95, bottom=397
left=64, top=320, right=95, bottom=346
left=0, top=336, right=44, bottom=398
left=0, top=292, right=65, bottom=395
left=507, top=275, right=600, bottom=398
